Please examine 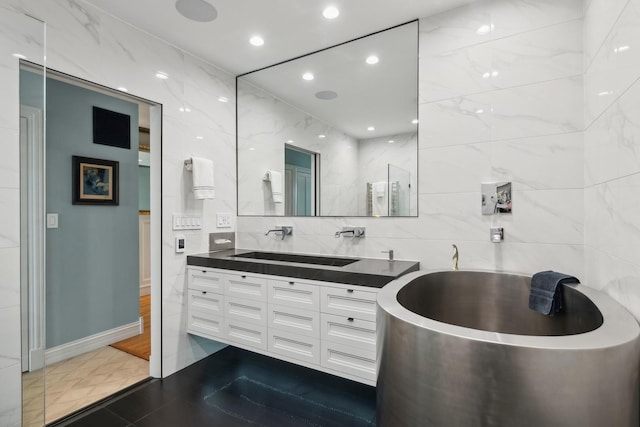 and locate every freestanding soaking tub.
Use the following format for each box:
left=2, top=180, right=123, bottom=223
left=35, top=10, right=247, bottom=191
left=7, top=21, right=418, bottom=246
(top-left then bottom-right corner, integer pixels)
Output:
left=377, top=270, right=640, bottom=427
